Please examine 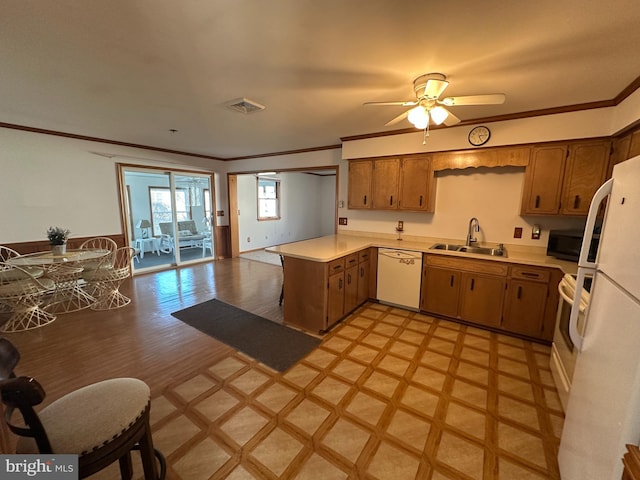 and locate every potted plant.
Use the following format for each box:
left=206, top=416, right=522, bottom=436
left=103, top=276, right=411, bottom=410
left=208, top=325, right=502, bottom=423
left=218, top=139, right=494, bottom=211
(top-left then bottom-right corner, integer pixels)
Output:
left=47, top=226, right=71, bottom=255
